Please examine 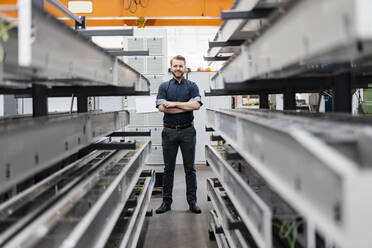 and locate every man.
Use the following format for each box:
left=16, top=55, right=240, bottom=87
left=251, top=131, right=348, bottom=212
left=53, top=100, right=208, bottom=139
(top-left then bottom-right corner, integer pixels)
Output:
left=155, top=55, right=202, bottom=214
